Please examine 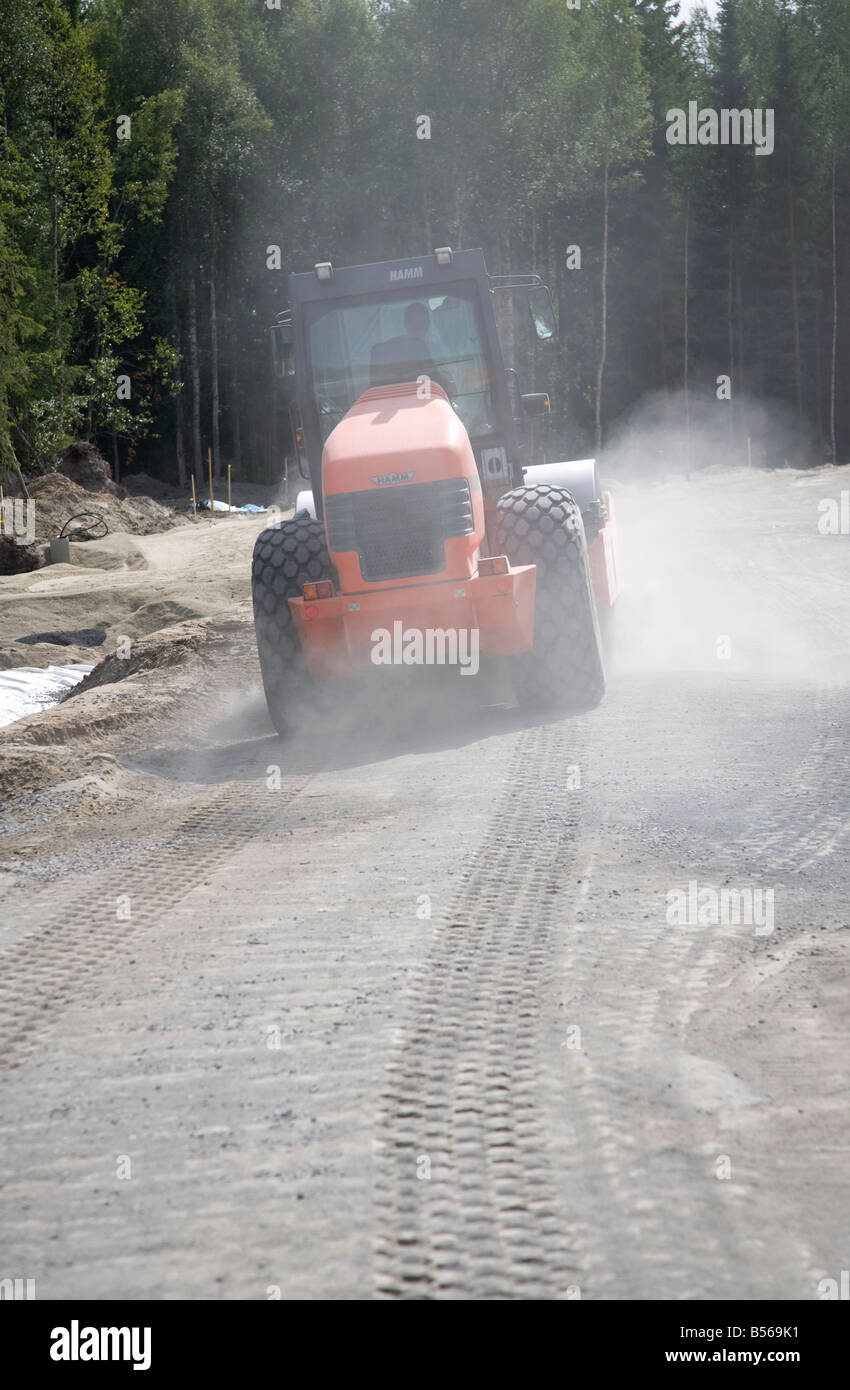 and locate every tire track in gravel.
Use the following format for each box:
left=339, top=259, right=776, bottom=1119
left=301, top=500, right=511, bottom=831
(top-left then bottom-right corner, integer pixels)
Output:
left=371, top=666, right=848, bottom=1300
left=725, top=689, right=850, bottom=873
left=373, top=718, right=593, bottom=1299
left=674, top=675, right=850, bottom=1298
left=704, top=539, right=850, bottom=871
left=539, top=681, right=780, bottom=1299
left=372, top=492, right=849, bottom=1300
left=582, top=481, right=849, bottom=1292
left=551, top=676, right=850, bottom=1300
left=0, top=703, right=532, bottom=1300
left=0, top=766, right=316, bottom=1070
